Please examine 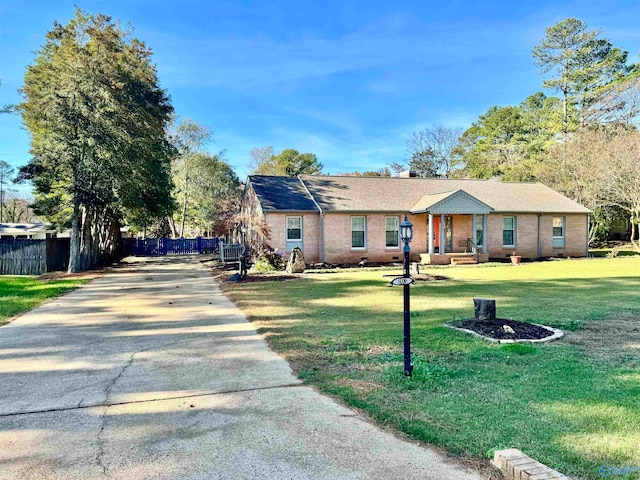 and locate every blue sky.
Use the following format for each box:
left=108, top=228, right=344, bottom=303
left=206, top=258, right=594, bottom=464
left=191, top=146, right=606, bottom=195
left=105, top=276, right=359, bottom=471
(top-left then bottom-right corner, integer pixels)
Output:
left=1, top=0, right=640, bottom=190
